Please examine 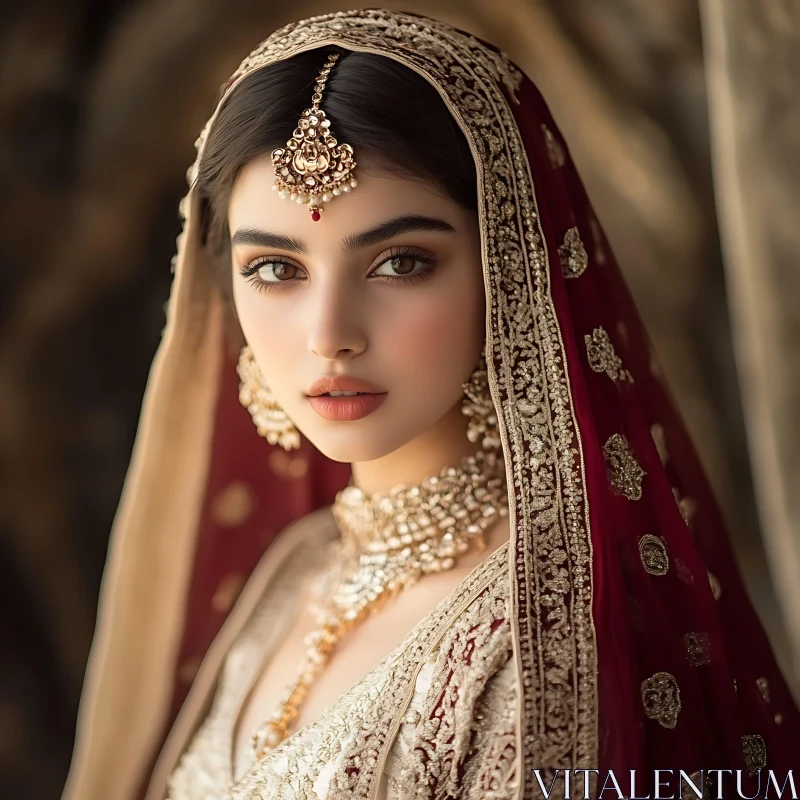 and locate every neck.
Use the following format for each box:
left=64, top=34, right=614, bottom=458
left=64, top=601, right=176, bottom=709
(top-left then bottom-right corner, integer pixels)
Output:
left=350, top=402, right=482, bottom=495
